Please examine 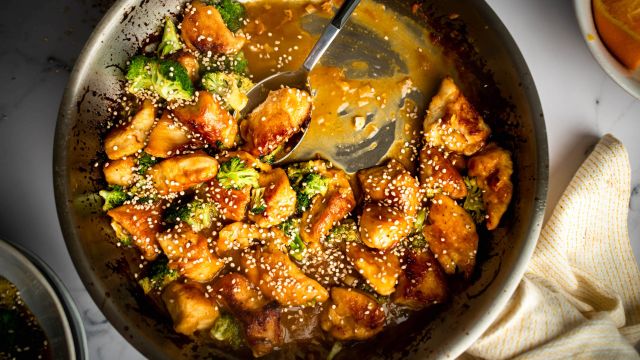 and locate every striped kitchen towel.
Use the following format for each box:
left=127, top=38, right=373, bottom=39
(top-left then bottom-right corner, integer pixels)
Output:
left=462, top=134, right=640, bottom=359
